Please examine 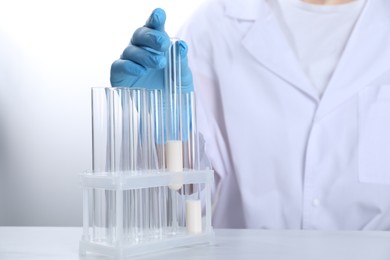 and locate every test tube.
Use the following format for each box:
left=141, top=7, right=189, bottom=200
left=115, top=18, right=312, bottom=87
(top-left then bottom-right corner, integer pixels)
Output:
left=129, top=89, right=143, bottom=242
left=118, top=88, right=139, bottom=243
left=164, top=39, right=183, bottom=234
left=91, top=88, right=107, bottom=243
left=148, top=89, right=166, bottom=238
left=139, top=89, right=166, bottom=238
left=91, top=87, right=119, bottom=244
left=181, top=91, right=203, bottom=233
